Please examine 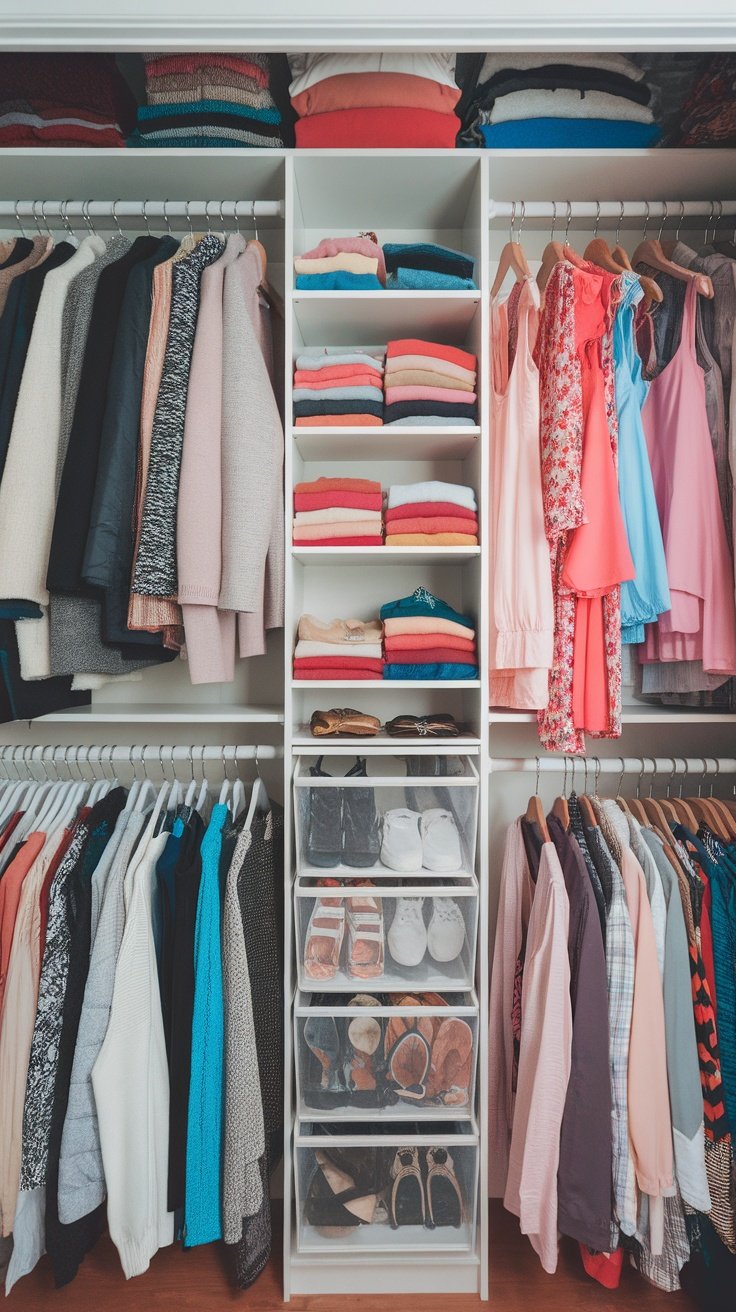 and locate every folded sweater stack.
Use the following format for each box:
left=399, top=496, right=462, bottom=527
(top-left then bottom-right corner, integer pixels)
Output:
left=131, top=52, right=294, bottom=148
left=289, top=53, right=462, bottom=147
left=294, top=350, right=385, bottom=427
left=294, top=233, right=384, bottom=291
left=294, top=477, right=383, bottom=547
left=384, top=339, right=478, bottom=427
left=380, top=588, right=478, bottom=680
left=294, top=613, right=384, bottom=680
left=462, top=52, right=660, bottom=149
left=384, top=242, right=476, bottom=291
left=385, top=480, right=478, bottom=546
left=0, top=53, right=136, bottom=148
